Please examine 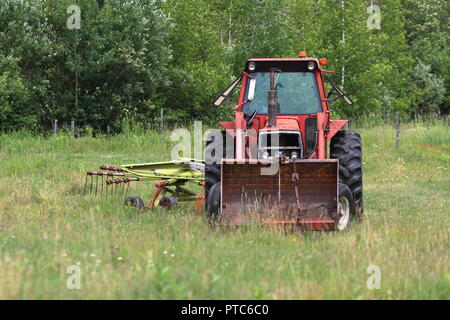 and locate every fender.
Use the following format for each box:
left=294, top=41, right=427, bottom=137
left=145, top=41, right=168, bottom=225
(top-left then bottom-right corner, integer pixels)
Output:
left=327, top=120, right=348, bottom=141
